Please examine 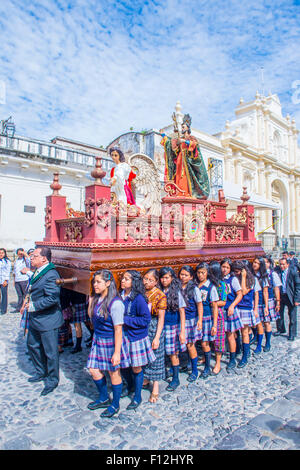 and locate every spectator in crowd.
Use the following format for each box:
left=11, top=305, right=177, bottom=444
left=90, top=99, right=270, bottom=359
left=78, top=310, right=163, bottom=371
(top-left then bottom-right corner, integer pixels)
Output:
left=13, top=248, right=31, bottom=312
left=289, top=251, right=298, bottom=267
left=281, top=236, right=288, bottom=251
left=274, top=257, right=300, bottom=341
left=0, top=248, right=11, bottom=315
